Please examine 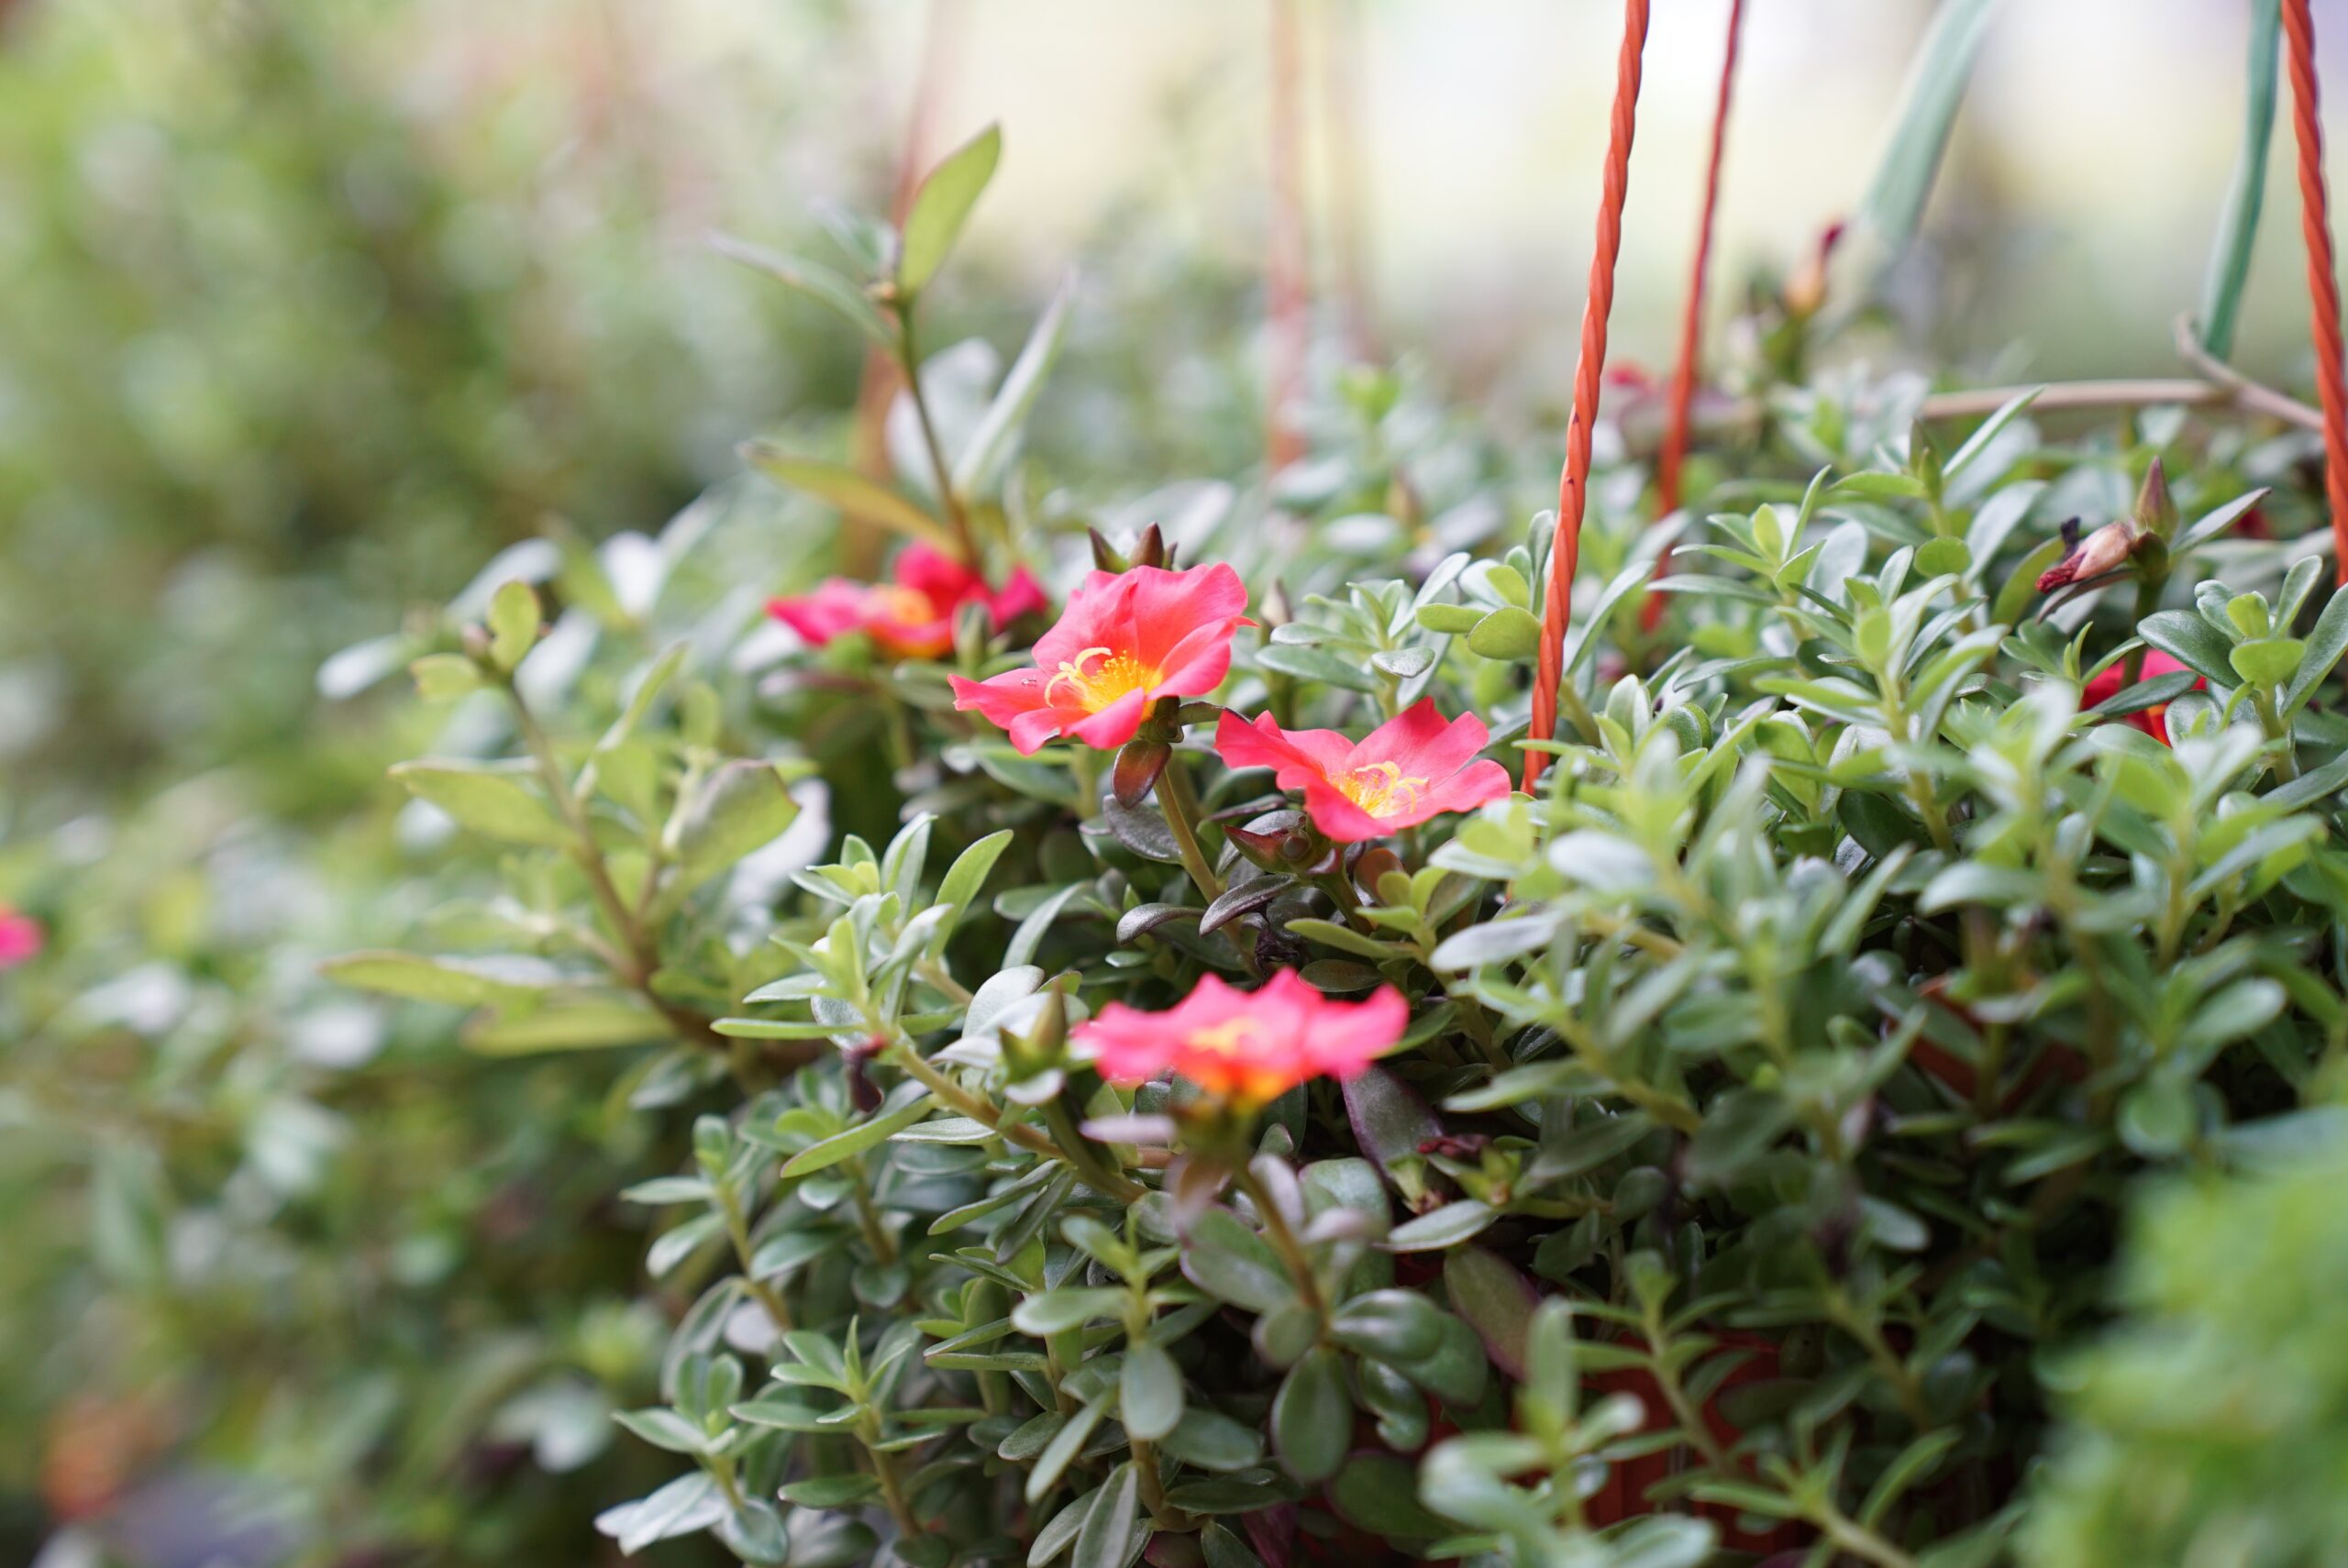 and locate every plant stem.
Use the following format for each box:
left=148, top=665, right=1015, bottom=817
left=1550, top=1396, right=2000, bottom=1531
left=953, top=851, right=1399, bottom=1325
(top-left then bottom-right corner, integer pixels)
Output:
left=890, top=1041, right=1147, bottom=1202
left=715, top=1183, right=794, bottom=1334
left=506, top=682, right=789, bottom=1069
left=893, top=306, right=980, bottom=567
left=1040, top=1096, right=1137, bottom=1200
left=1154, top=756, right=1224, bottom=902
left=1235, top=1166, right=1324, bottom=1318
left=2254, top=687, right=2304, bottom=781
